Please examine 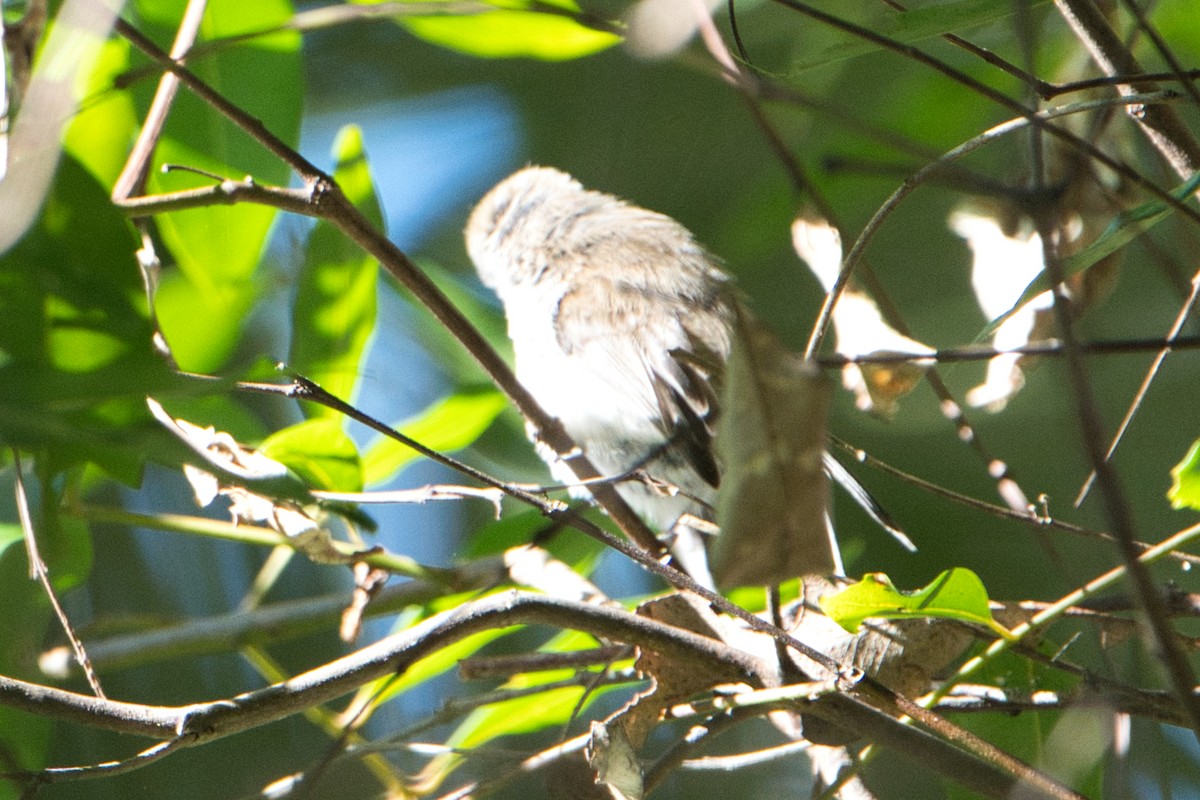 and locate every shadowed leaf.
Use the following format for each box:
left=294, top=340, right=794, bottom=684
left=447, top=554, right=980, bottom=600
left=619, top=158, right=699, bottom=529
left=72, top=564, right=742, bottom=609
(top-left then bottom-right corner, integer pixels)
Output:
left=711, top=310, right=836, bottom=587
